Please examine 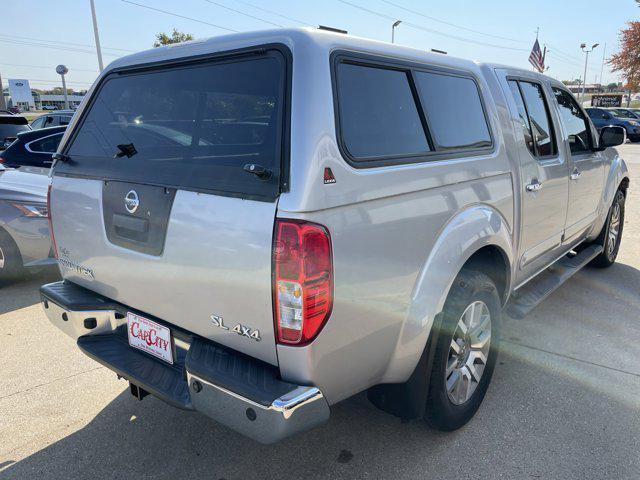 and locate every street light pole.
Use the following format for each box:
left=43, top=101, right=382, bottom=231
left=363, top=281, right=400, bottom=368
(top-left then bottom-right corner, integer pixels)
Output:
left=90, top=0, right=104, bottom=72
left=391, top=20, right=401, bottom=43
left=56, top=65, right=69, bottom=110
left=580, top=42, right=599, bottom=101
